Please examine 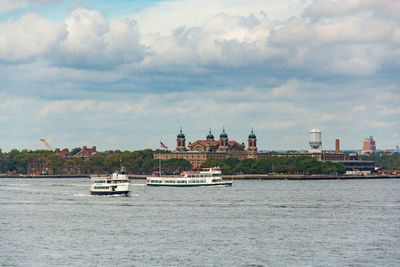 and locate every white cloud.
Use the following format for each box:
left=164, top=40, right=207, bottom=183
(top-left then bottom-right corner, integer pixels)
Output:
left=367, top=120, right=393, bottom=128
left=141, top=13, right=277, bottom=68
left=133, top=0, right=307, bottom=35
left=258, top=120, right=296, bottom=130
left=313, top=16, right=393, bottom=44
left=0, top=0, right=59, bottom=13
left=271, top=79, right=299, bottom=98
left=1, top=2, right=399, bottom=76
left=306, top=0, right=400, bottom=21
left=1, top=1, right=400, bottom=151
left=0, top=0, right=31, bottom=12
left=0, top=115, right=8, bottom=122
left=270, top=18, right=312, bottom=45
left=0, top=12, right=65, bottom=61
left=382, top=106, right=400, bottom=115
left=353, top=104, right=367, bottom=112
left=57, top=8, right=145, bottom=67
left=0, top=8, right=145, bottom=66
left=39, top=99, right=147, bottom=117
left=393, top=27, right=400, bottom=44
